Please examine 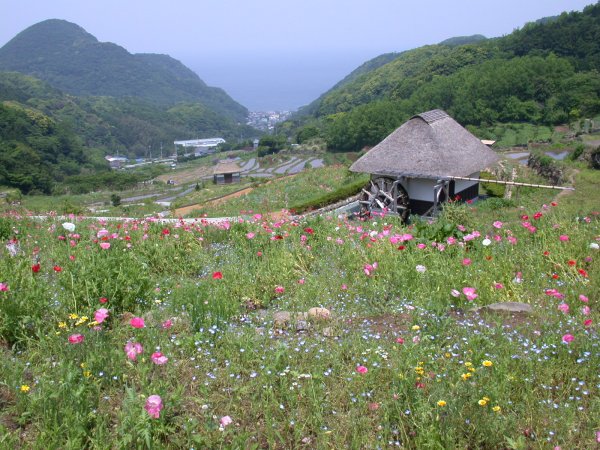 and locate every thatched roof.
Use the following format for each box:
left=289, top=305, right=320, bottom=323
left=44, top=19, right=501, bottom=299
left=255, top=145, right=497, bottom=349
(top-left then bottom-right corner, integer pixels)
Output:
left=213, top=161, right=241, bottom=175
left=349, top=110, right=499, bottom=178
